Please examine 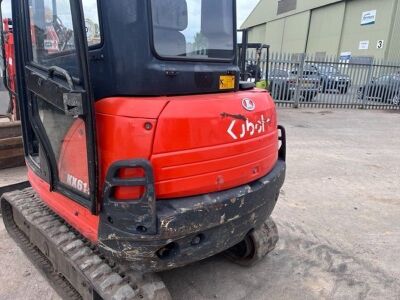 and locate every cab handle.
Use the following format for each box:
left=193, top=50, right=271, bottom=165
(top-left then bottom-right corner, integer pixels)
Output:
left=48, top=66, right=74, bottom=90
